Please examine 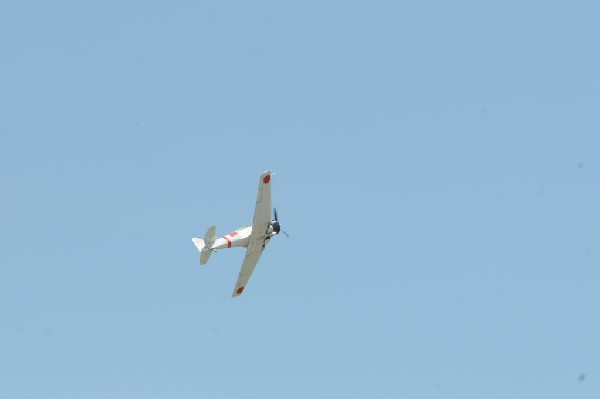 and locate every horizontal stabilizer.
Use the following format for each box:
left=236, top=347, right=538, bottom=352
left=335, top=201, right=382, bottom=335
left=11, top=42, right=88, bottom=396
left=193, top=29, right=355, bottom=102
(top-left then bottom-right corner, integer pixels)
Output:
left=204, top=225, right=217, bottom=248
left=192, top=225, right=217, bottom=265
